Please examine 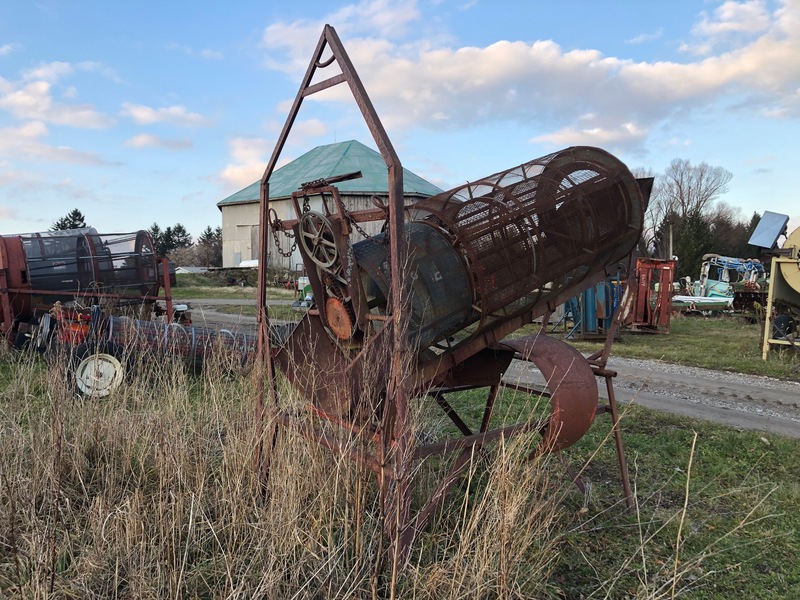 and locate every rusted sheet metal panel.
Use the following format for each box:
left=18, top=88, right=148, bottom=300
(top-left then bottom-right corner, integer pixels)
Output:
left=497, top=335, right=598, bottom=452
left=0, top=235, right=31, bottom=337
